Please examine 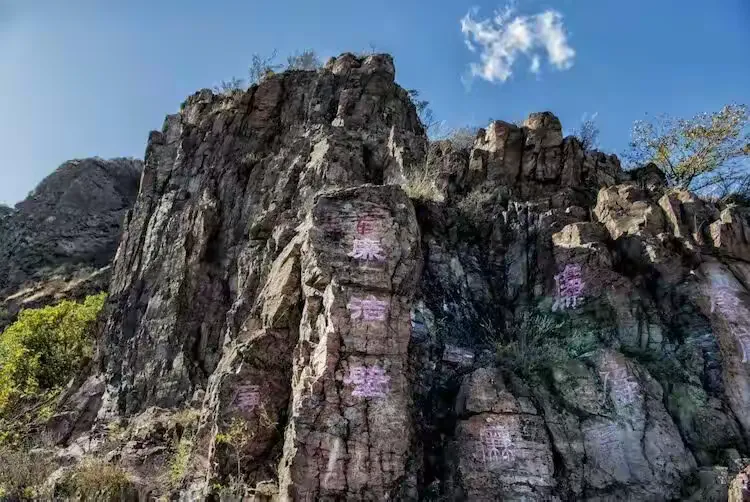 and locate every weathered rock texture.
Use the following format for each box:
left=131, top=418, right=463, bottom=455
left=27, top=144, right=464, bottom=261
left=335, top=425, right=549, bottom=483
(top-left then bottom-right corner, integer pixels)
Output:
left=0, top=157, right=142, bottom=326
left=39, top=54, right=750, bottom=501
